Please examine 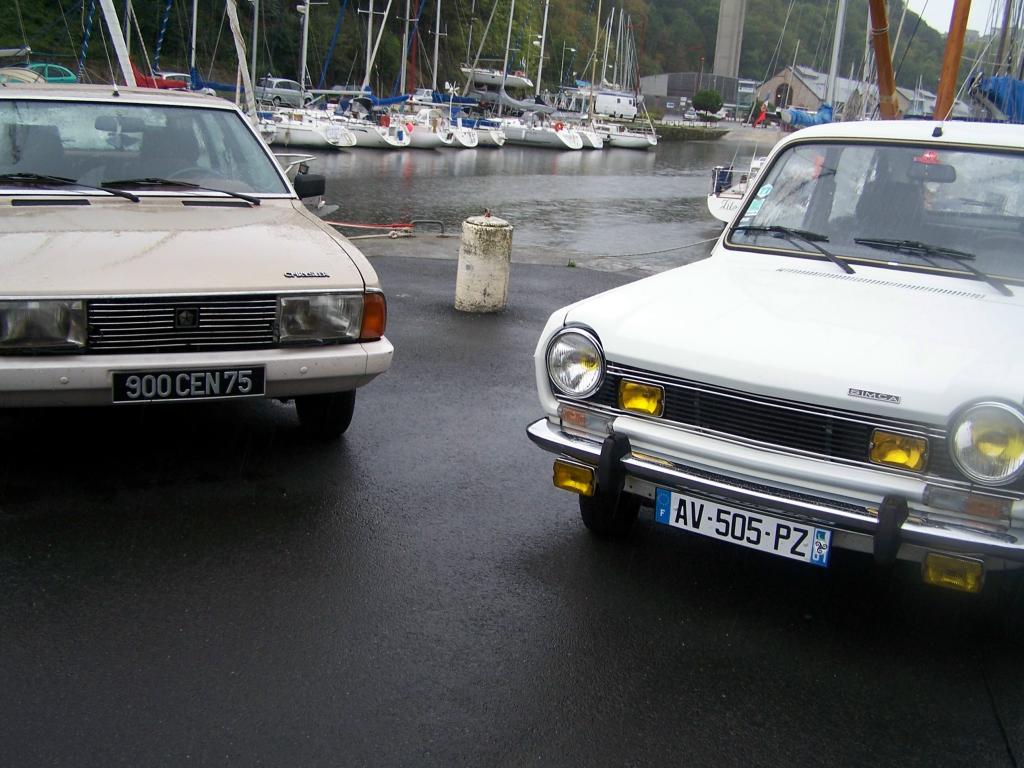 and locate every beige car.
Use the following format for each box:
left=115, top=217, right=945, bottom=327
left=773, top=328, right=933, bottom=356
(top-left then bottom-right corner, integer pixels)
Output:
left=0, top=85, right=392, bottom=437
